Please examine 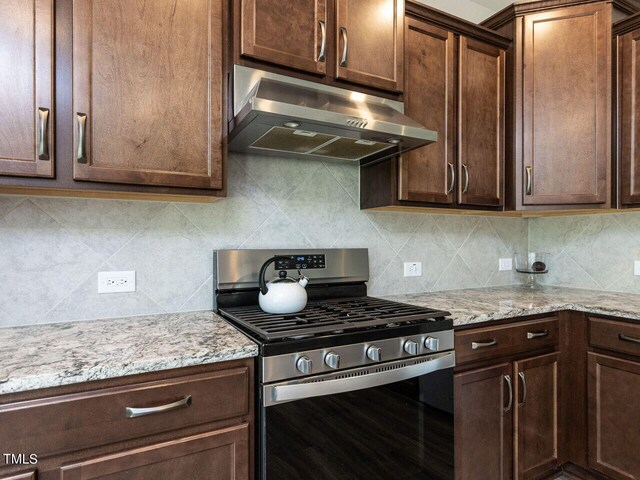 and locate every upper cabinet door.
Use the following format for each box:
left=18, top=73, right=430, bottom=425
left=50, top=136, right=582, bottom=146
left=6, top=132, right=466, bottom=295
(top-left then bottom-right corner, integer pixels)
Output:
left=458, top=36, right=505, bottom=207
left=618, top=29, right=640, bottom=206
left=239, top=0, right=328, bottom=76
left=522, top=3, right=610, bottom=206
left=400, top=19, right=454, bottom=204
left=335, top=0, right=404, bottom=92
left=0, top=0, right=54, bottom=178
left=72, top=0, right=223, bottom=189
